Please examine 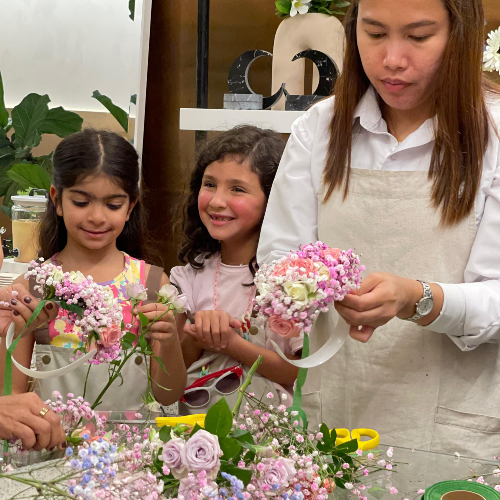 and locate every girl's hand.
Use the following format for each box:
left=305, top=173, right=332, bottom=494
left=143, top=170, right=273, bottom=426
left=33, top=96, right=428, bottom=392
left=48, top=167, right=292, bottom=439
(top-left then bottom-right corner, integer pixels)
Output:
left=0, top=284, right=58, bottom=338
left=183, top=310, right=242, bottom=351
left=134, top=303, right=178, bottom=345
left=334, top=272, right=423, bottom=343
